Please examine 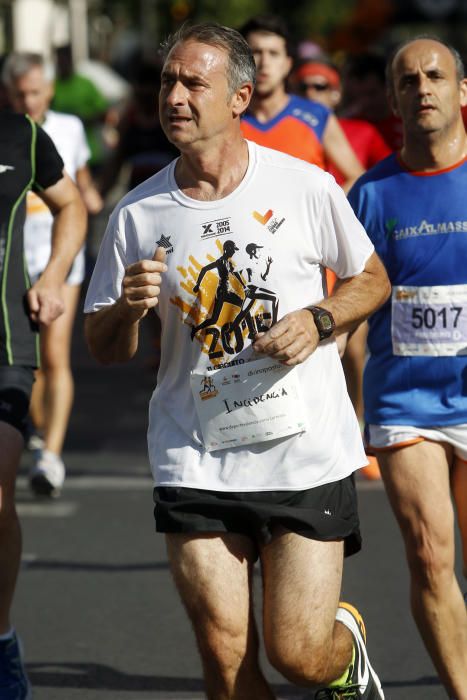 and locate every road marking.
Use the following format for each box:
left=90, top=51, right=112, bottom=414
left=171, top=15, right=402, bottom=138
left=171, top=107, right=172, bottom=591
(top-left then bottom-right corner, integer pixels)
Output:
left=17, top=475, right=153, bottom=491
left=21, top=552, right=38, bottom=562
left=16, top=501, right=78, bottom=517
left=16, top=475, right=383, bottom=495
